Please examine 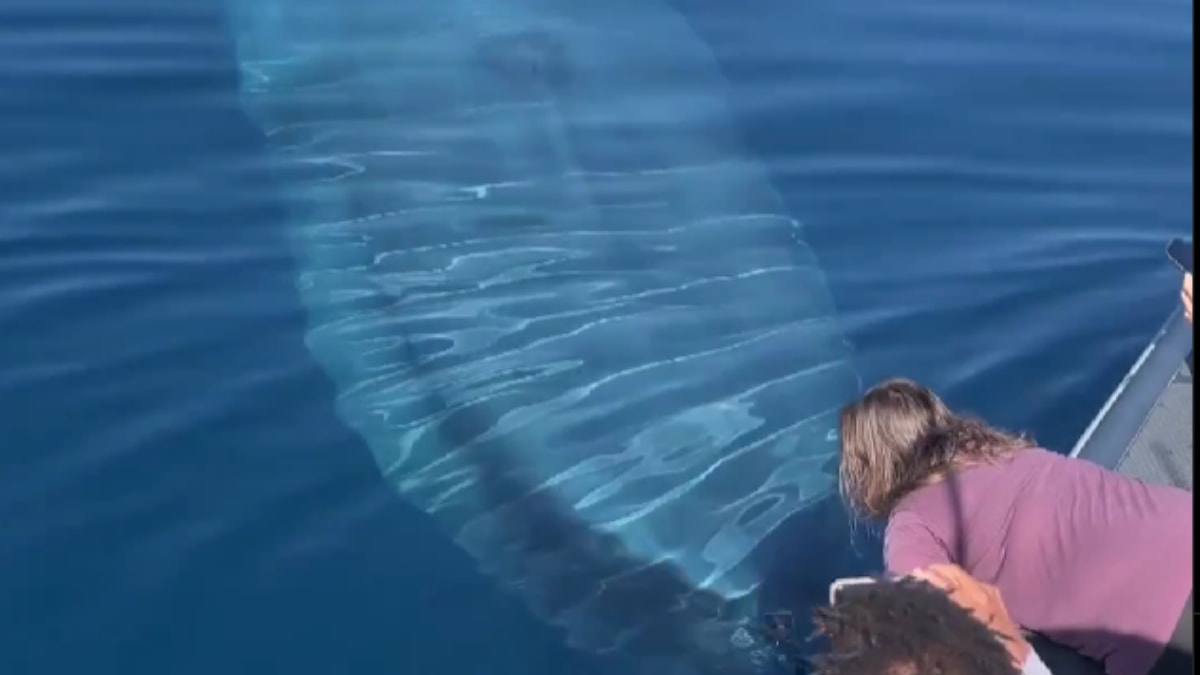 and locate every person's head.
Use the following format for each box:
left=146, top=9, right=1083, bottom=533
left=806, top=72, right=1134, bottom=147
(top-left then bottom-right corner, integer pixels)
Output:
left=810, top=576, right=1020, bottom=675
left=838, top=378, right=1030, bottom=520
